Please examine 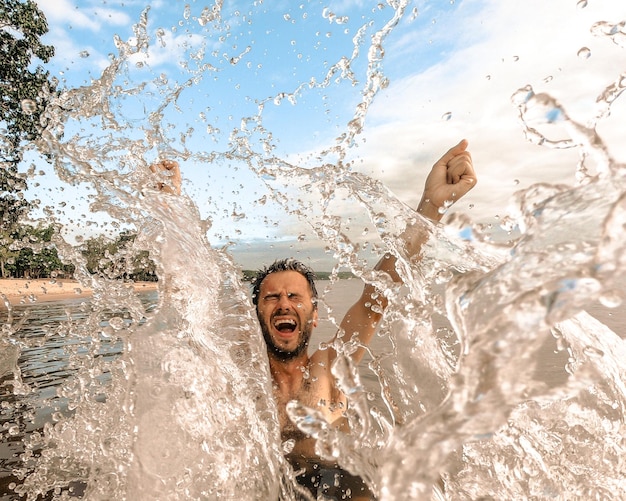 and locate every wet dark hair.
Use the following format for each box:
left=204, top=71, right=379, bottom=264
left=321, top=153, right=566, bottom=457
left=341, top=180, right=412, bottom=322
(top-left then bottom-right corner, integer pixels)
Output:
left=251, top=258, right=318, bottom=308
